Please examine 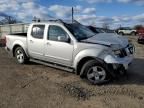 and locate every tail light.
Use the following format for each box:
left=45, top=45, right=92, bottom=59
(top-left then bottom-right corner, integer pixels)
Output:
left=4, top=36, right=6, bottom=46
left=0, top=37, right=6, bottom=47
left=1, top=36, right=7, bottom=47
